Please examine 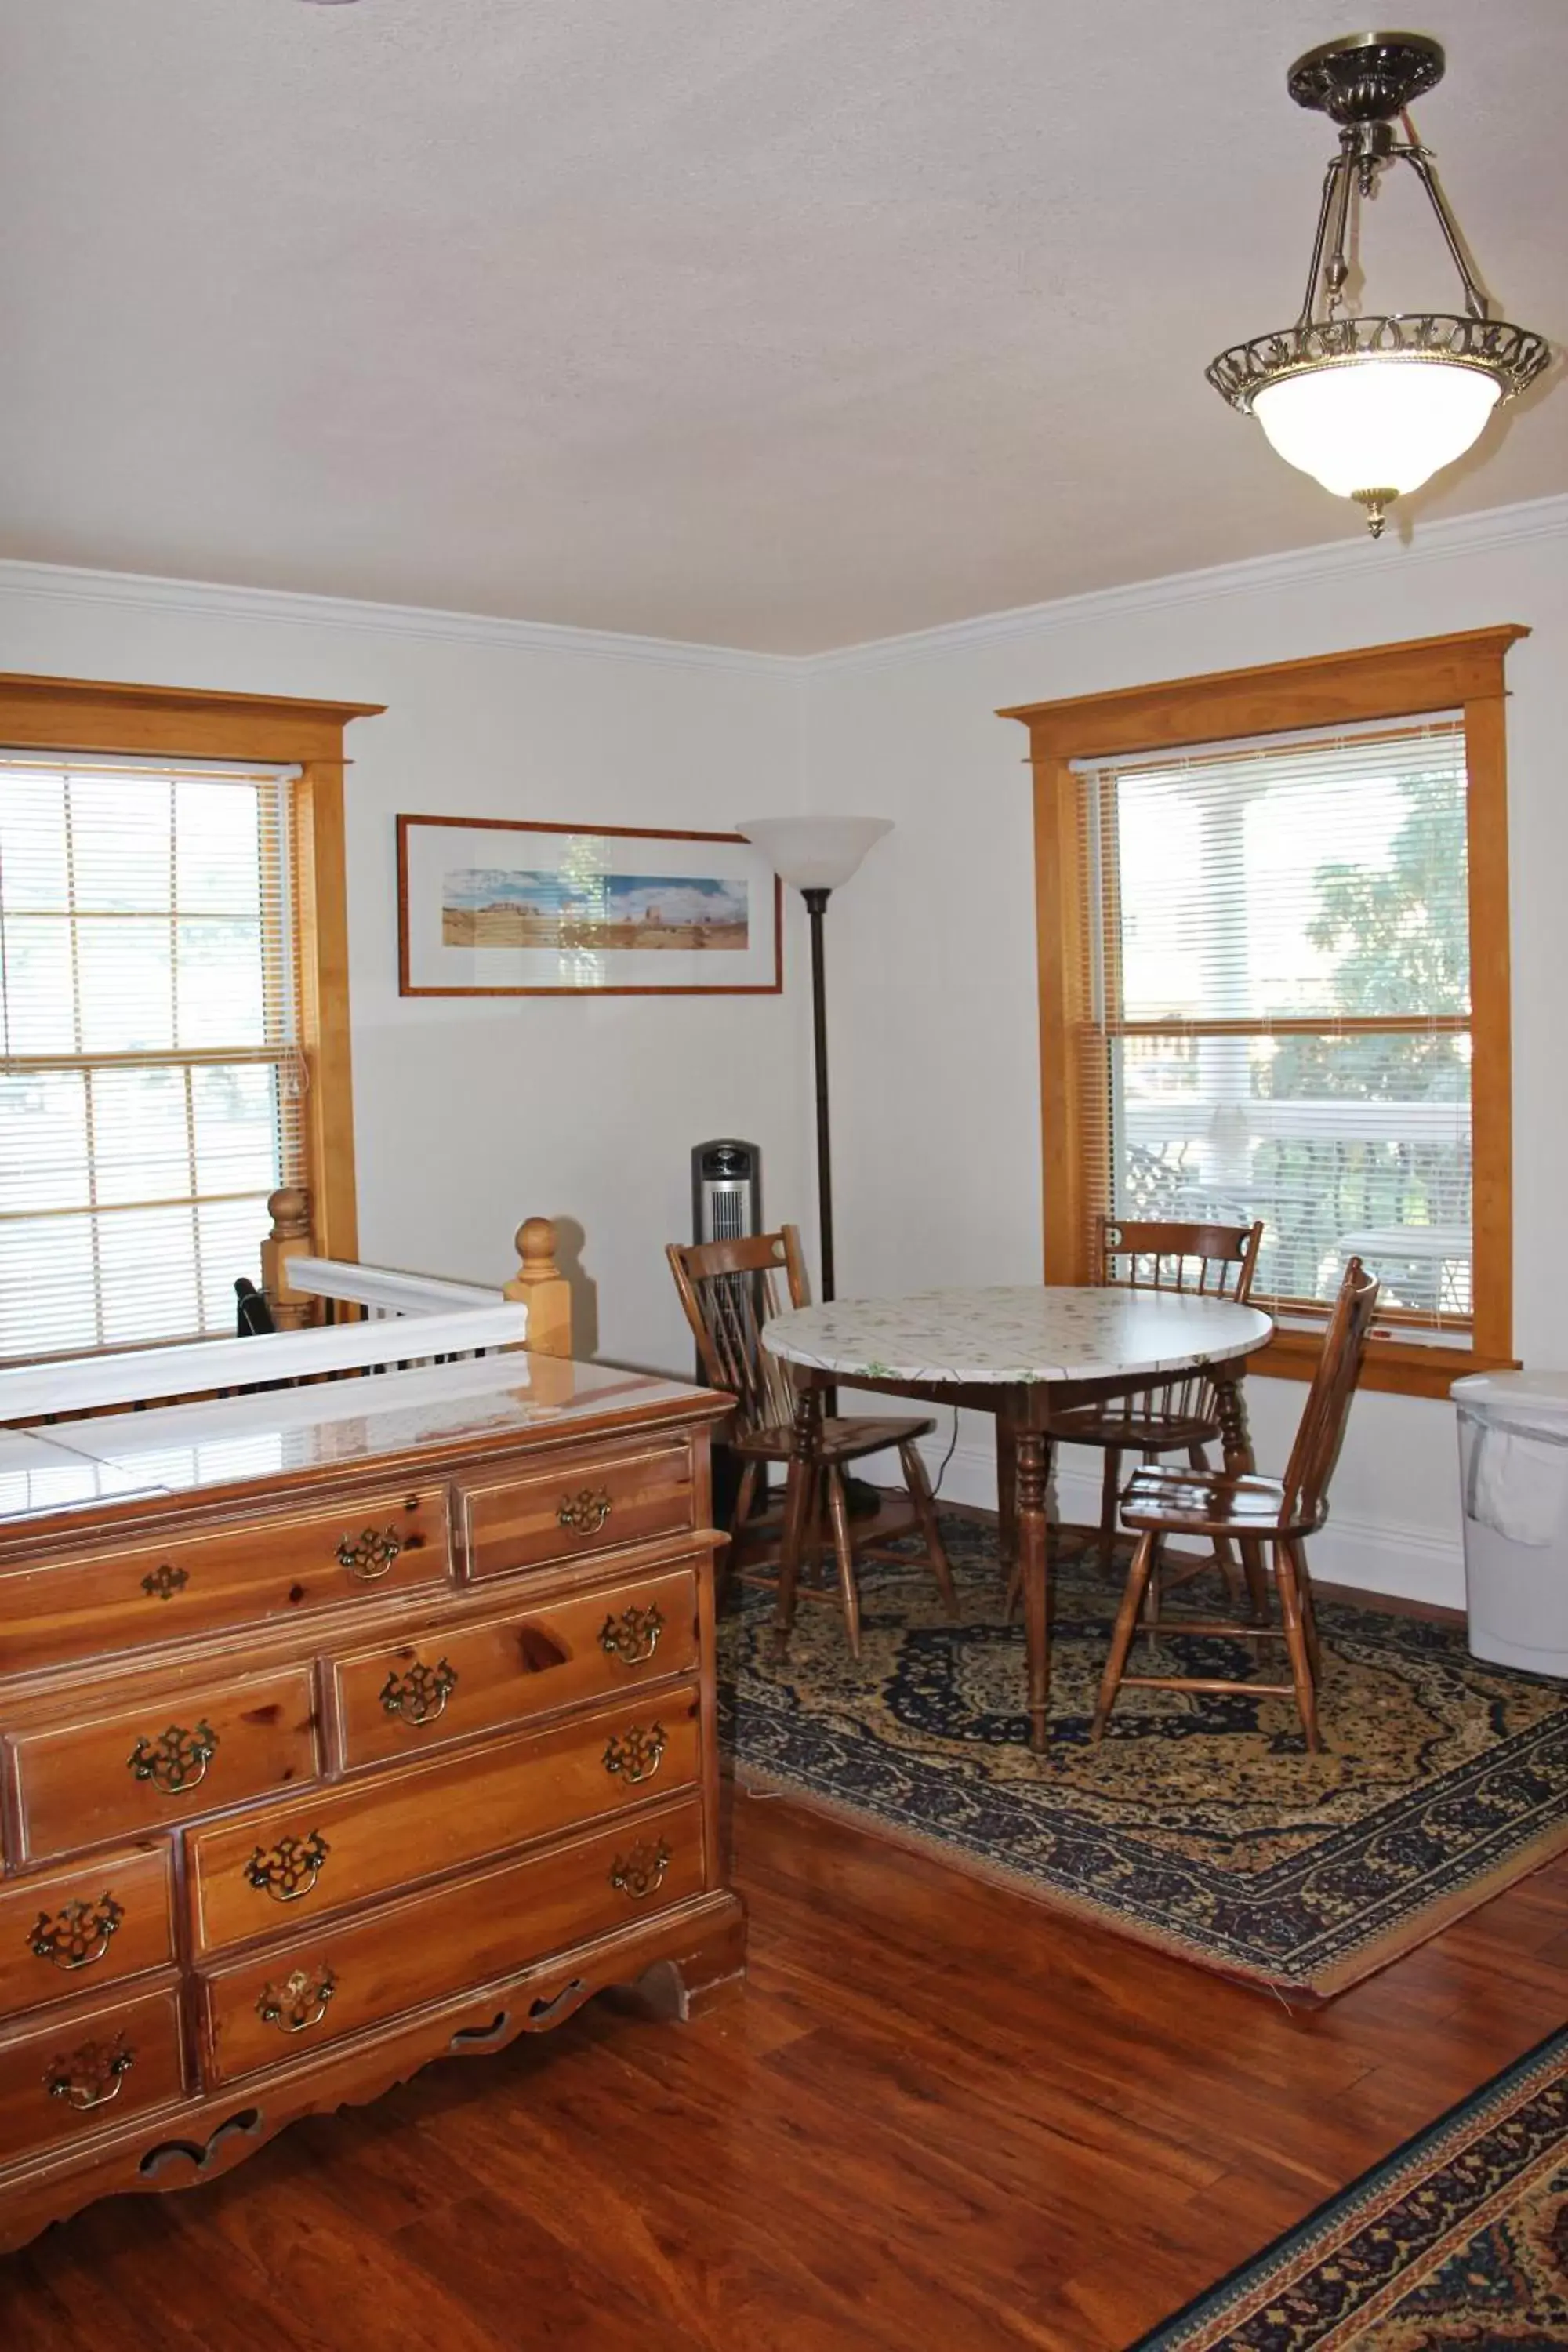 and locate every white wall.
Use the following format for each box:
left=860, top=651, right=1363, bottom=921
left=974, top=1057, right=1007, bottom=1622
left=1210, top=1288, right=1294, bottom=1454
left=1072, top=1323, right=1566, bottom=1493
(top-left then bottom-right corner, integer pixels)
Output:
left=0, top=568, right=811, bottom=1376
left=802, top=497, right=1568, bottom=1607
